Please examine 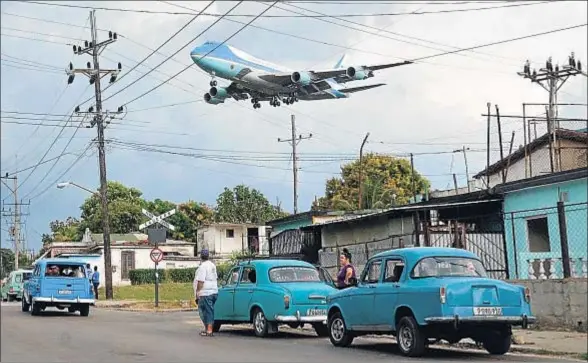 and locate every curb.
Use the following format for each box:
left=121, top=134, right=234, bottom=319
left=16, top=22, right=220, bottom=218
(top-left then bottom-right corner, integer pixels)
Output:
left=98, top=307, right=198, bottom=313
